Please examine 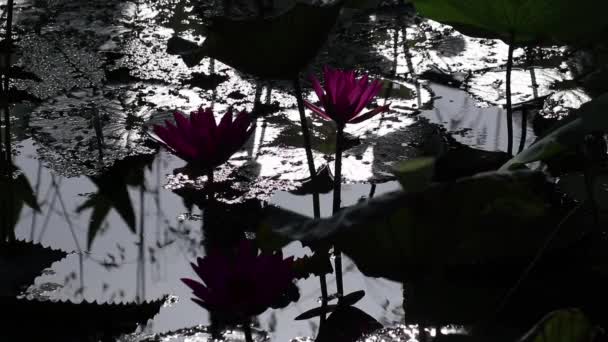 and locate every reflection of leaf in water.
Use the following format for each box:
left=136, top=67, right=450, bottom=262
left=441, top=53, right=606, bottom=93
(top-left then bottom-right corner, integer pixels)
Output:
left=0, top=240, right=67, bottom=297
left=30, top=88, right=157, bottom=177
left=77, top=154, right=156, bottom=249
left=0, top=166, right=41, bottom=236
left=501, top=93, right=608, bottom=170
left=1, top=296, right=166, bottom=340
left=175, top=2, right=343, bottom=79
left=467, top=68, right=571, bottom=106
